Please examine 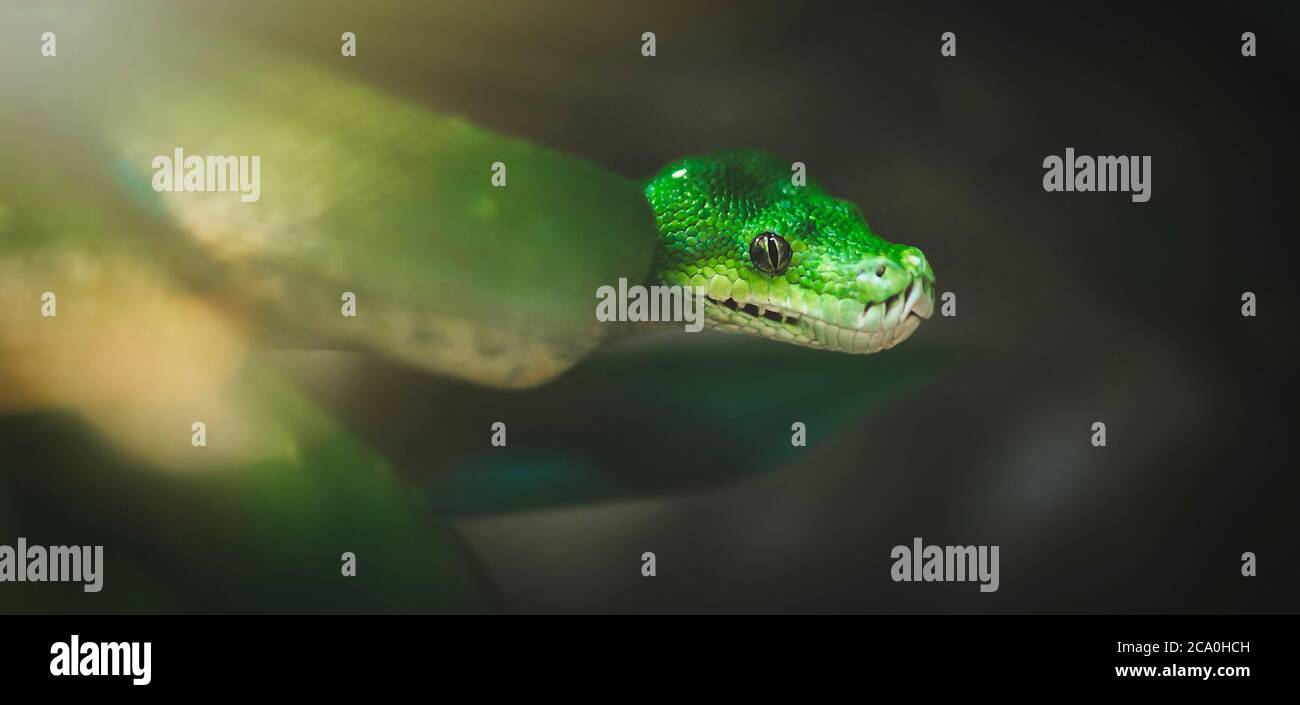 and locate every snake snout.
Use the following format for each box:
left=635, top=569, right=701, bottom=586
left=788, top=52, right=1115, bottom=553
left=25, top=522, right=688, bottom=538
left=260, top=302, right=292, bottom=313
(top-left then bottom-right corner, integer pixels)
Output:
left=899, top=246, right=935, bottom=284
left=853, top=256, right=909, bottom=301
